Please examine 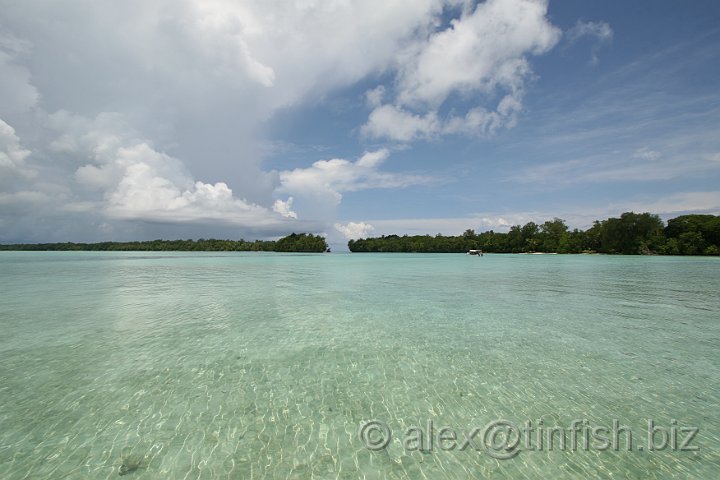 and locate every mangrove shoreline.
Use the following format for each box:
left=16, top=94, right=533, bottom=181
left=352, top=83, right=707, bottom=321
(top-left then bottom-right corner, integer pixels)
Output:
left=348, top=213, right=720, bottom=255
left=0, top=233, right=329, bottom=253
